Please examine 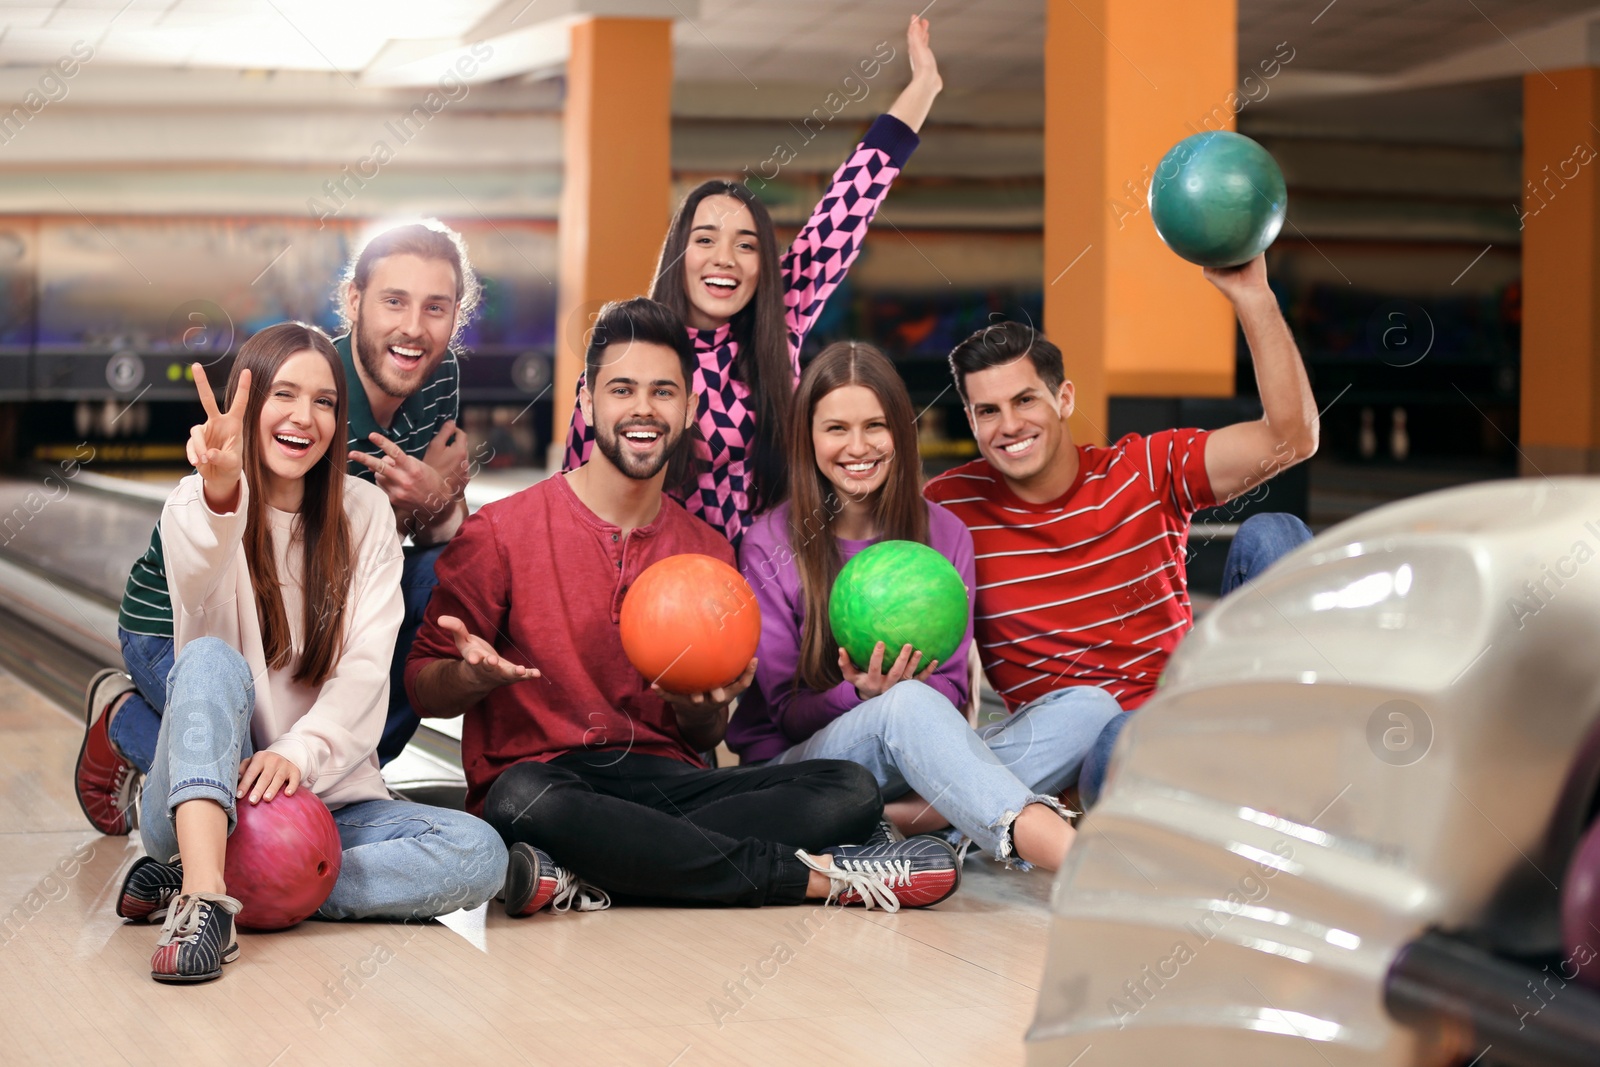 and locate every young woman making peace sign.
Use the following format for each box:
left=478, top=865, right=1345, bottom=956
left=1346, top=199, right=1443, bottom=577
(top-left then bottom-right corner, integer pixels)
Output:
left=117, top=323, right=505, bottom=984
